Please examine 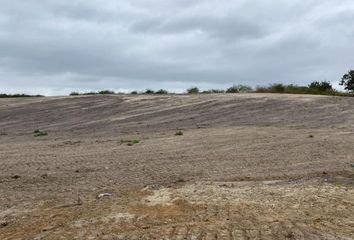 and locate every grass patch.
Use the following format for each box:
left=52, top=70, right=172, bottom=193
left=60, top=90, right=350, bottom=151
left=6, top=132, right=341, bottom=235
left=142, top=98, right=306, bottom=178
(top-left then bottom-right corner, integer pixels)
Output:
left=33, top=129, right=48, bottom=137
